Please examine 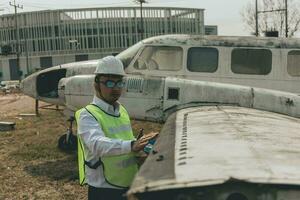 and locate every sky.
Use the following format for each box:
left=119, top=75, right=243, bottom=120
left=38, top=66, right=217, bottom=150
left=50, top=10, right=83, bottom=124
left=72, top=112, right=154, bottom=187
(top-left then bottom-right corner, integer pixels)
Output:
left=0, top=0, right=299, bottom=37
